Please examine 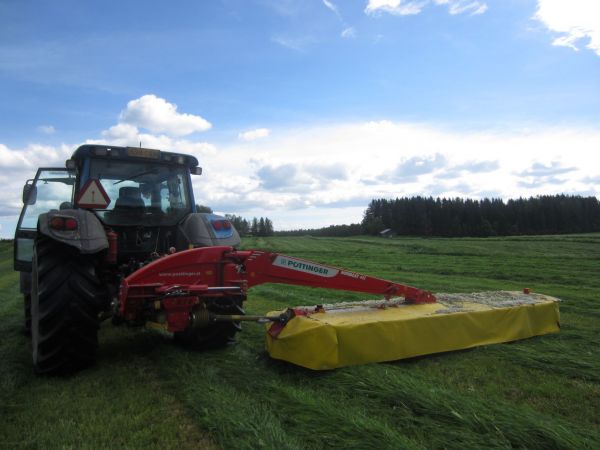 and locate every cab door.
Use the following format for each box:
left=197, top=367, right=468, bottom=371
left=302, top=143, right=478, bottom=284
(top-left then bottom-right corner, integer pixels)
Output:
left=14, top=168, right=76, bottom=272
